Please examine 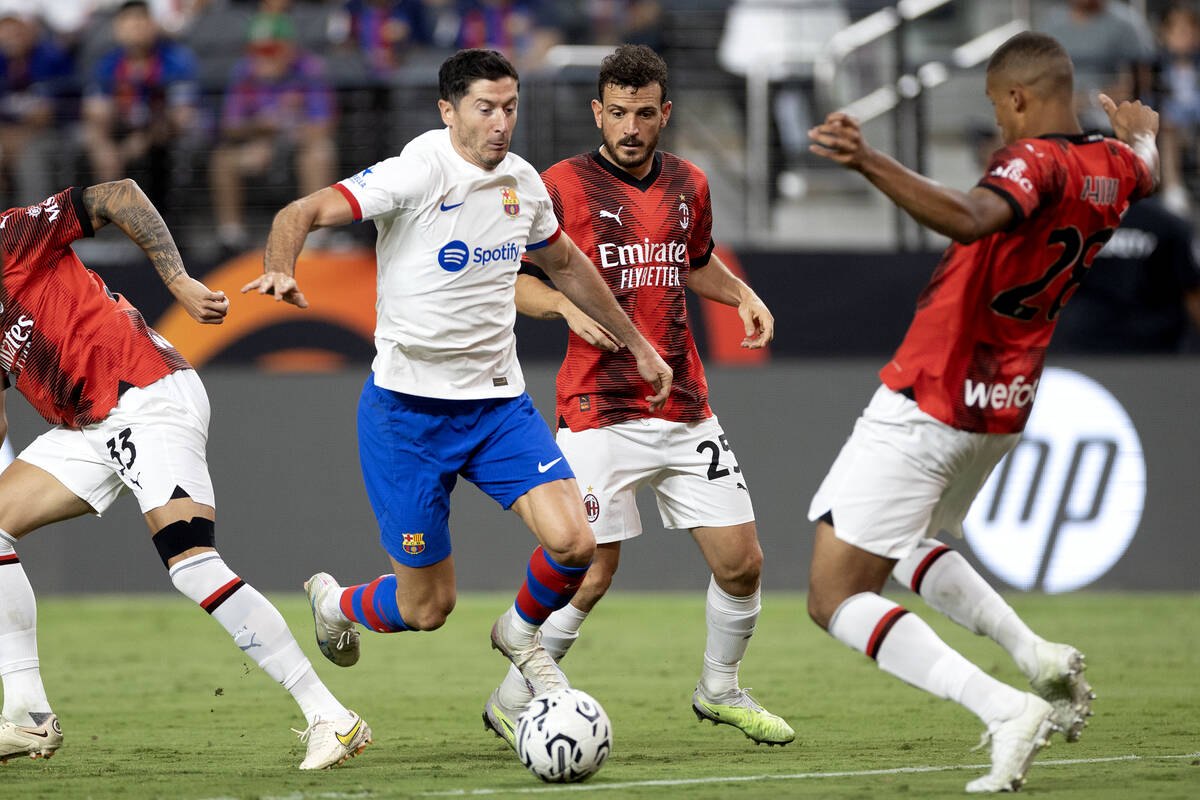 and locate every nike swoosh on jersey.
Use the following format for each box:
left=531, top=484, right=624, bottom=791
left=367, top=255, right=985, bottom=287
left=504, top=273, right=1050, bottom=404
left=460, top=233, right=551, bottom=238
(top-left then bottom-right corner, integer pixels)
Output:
left=440, top=201, right=465, bottom=211
left=538, top=457, right=564, bottom=473
left=335, top=717, right=363, bottom=747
